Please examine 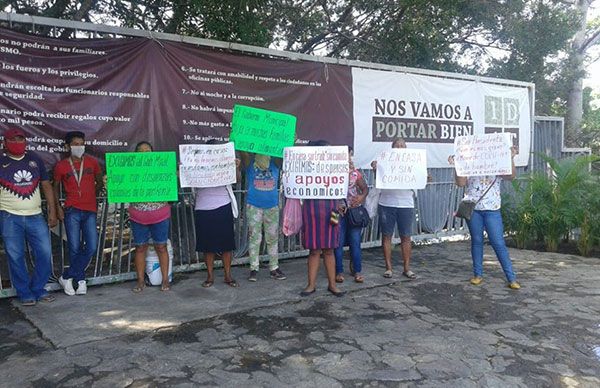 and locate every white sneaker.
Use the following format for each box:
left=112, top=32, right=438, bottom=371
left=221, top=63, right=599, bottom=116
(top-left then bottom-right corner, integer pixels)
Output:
left=58, top=276, right=76, bottom=296
left=76, top=280, right=87, bottom=295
